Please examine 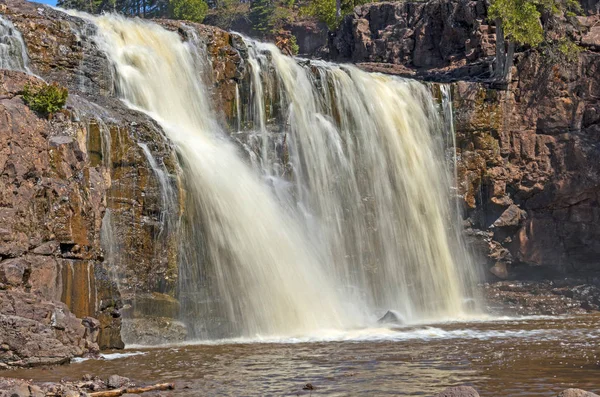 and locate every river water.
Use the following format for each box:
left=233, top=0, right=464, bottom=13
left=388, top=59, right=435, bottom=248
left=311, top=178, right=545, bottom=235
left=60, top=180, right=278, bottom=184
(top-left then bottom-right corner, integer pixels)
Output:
left=7, top=314, right=599, bottom=396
